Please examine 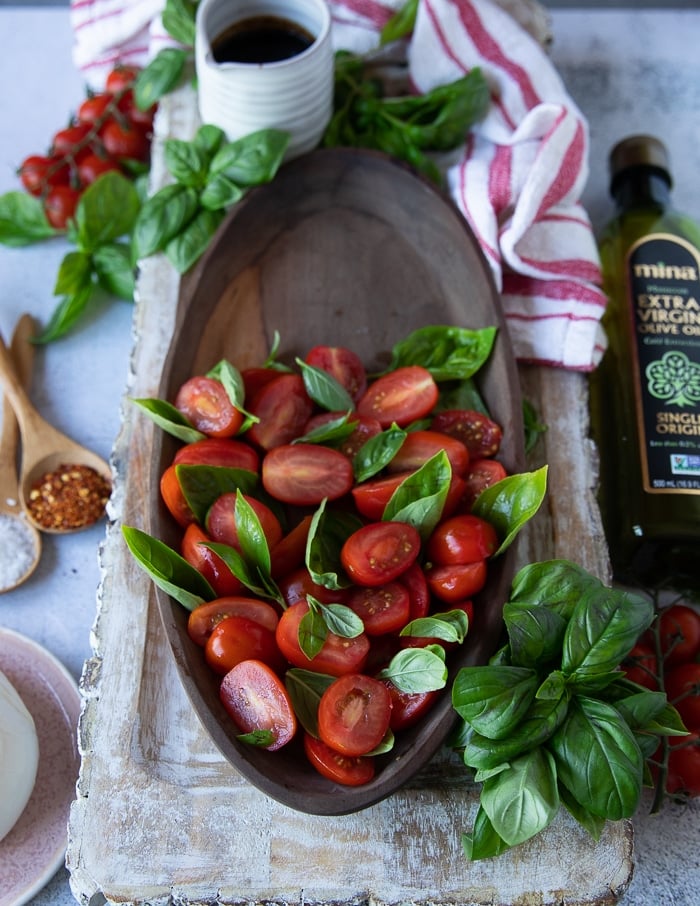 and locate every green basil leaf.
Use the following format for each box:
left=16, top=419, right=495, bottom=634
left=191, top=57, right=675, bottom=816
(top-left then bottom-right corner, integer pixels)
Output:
left=522, top=398, right=547, bottom=454
left=0, top=191, right=57, bottom=246
left=122, top=525, right=213, bottom=610
left=365, top=726, right=395, bottom=756
left=134, top=48, right=187, bottom=109
left=130, top=396, right=205, bottom=443
left=306, top=500, right=362, bottom=590
left=54, top=250, right=93, bottom=297
left=315, top=601, right=364, bottom=639
left=175, top=464, right=258, bottom=524
left=285, top=668, right=335, bottom=736
left=452, top=665, right=539, bottom=740
left=165, top=137, right=209, bottom=188
left=481, top=747, right=559, bottom=848
left=204, top=540, right=281, bottom=603
left=199, top=173, right=245, bottom=210
left=386, top=325, right=497, bottom=381
left=400, top=609, right=469, bottom=644
left=162, top=0, right=197, bottom=45
left=472, top=466, right=548, bottom=556
left=194, top=124, right=227, bottom=160
left=74, top=171, right=141, bottom=251
left=210, top=129, right=290, bottom=186
left=550, top=696, right=645, bottom=820
left=606, top=688, right=687, bottom=737
left=298, top=607, right=328, bottom=660
left=165, top=206, right=225, bottom=273
left=206, top=359, right=257, bottom=427
left=32, top=285, right=94, bottom=344
left=382, top=450, right=451, bottom=540
left=463, top=695, right=569, bottom=772
left=503, top=600, right=568, bottom=668
left=436, top=376, right=488, bottom=415
left=377, top=646, right=448, bottom=694
left=380, top=0, right=418, bottom=44
left=536, top=670, right=568, bottom=701
left=132, top=184, right=200, bottom=258
left=562, top=584, right=654, bottom=681
left=296, top=358, right=356, bottom=411
left=234, top=489, right=272, bottom=577
left=238, top=729, right=276, bottom=747
left=461, top=806, right=511, bottom=862
left=92, top=241, right=136, bottom=300
left=352, top=424, right=407, bottom=482
left=509, top=559, right=599, bottom=622
left=295, top=412, right=357, bottom=446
